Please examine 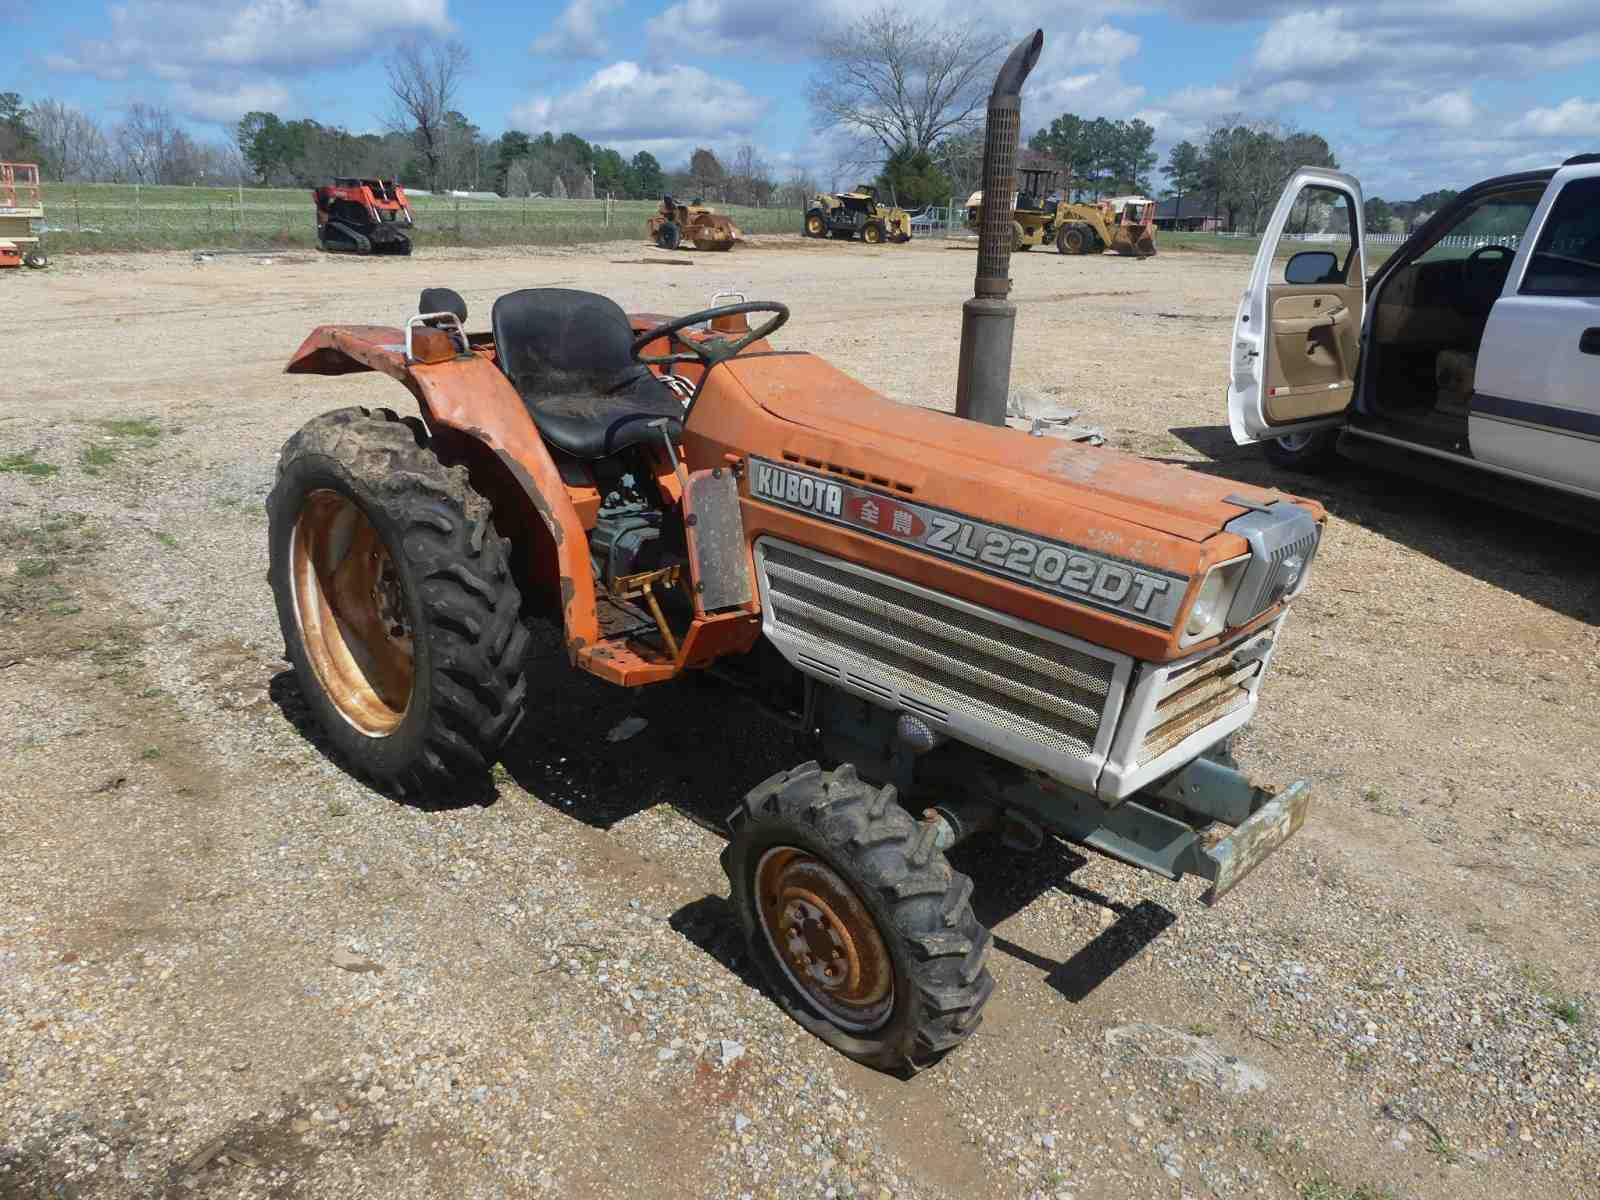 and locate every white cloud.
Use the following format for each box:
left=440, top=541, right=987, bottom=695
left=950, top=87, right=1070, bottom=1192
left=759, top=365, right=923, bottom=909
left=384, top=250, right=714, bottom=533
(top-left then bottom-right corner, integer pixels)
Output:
left=511, top=62, right=771, bottom=157
left=51, top=0, right=450, bottom=80
left=1245, top=0, right=1600, bottom=90
left=1514, top=97, right=1600, bottom=137
left=1252, top=9, right=1363, bottom=75
left=532, top=0, right=619, bottom=59
left=1162, top=83, right=1241, bottom=118
left=645, top=0, right=857, bottom=60
left=1370, top=90, right=1479, bottom=130
left=170, top=79, right=293, bottom=123
left=1047, top=23, right=1139, bottom=69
